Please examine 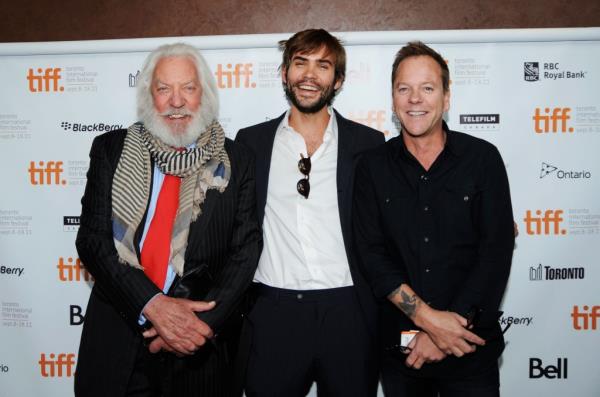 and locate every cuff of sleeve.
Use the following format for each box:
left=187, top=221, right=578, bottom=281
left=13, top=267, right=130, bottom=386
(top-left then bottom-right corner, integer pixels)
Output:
left=138, top=292, right=163, bottom=327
